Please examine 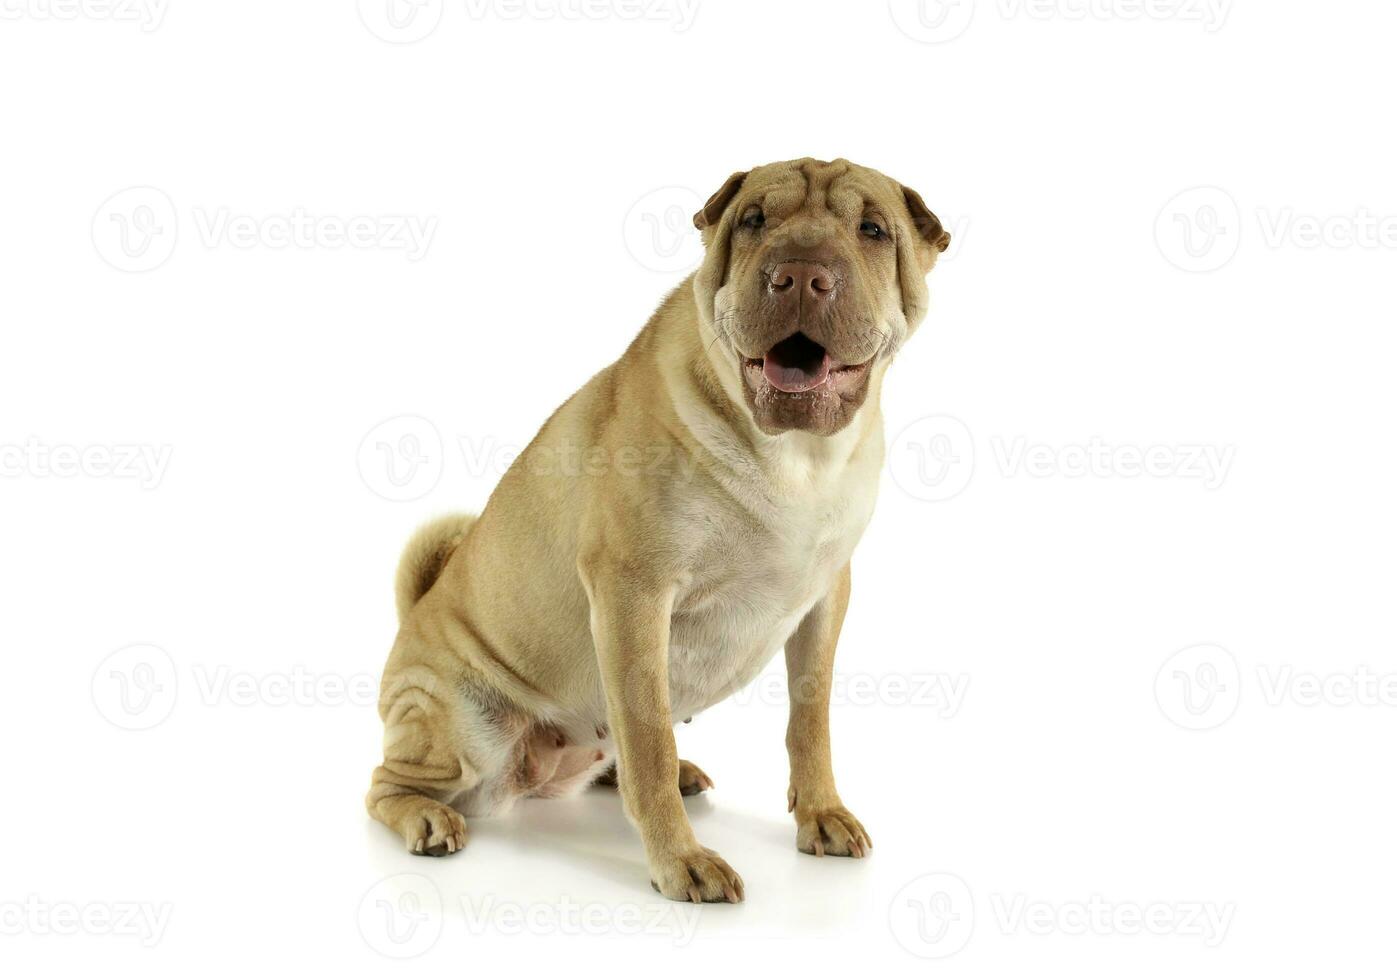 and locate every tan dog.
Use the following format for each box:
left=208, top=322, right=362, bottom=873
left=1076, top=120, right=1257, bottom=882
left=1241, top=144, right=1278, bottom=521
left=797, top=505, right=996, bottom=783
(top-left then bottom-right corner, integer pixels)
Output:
left=366, top=158, right=951, bottom=903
